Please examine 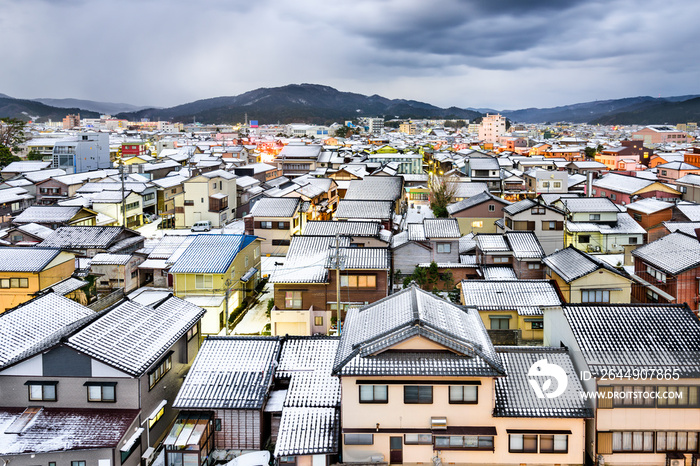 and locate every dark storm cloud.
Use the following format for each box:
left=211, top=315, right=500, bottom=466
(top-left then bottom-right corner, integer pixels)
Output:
left=1, top=0, right=699, bottom=109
